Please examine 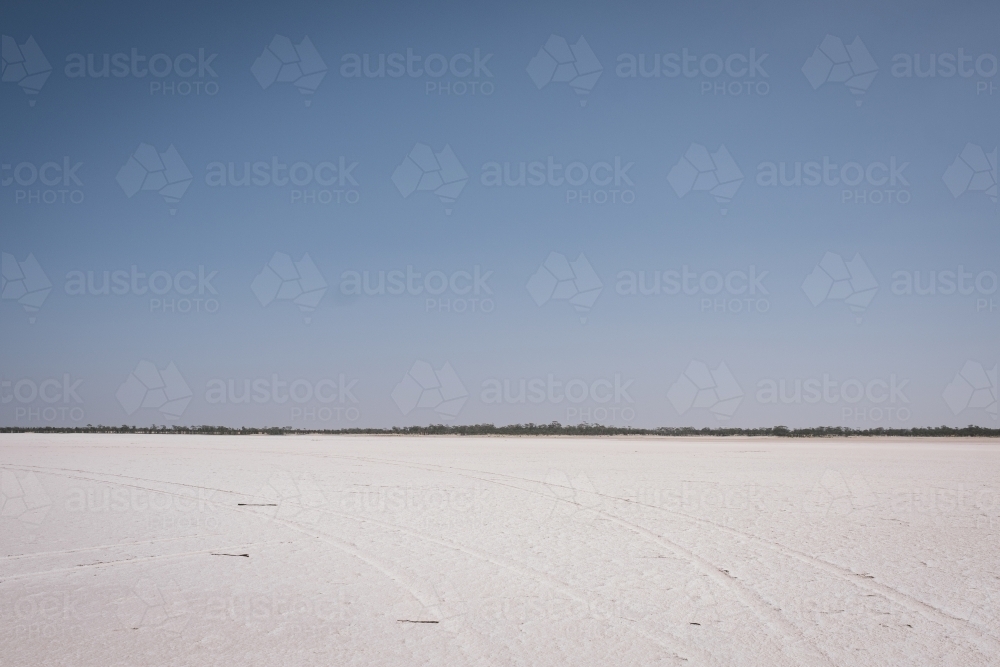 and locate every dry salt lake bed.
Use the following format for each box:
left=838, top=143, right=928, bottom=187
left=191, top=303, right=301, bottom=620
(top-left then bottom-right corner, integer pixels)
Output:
left=1, top=434, right=999, bottom=666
